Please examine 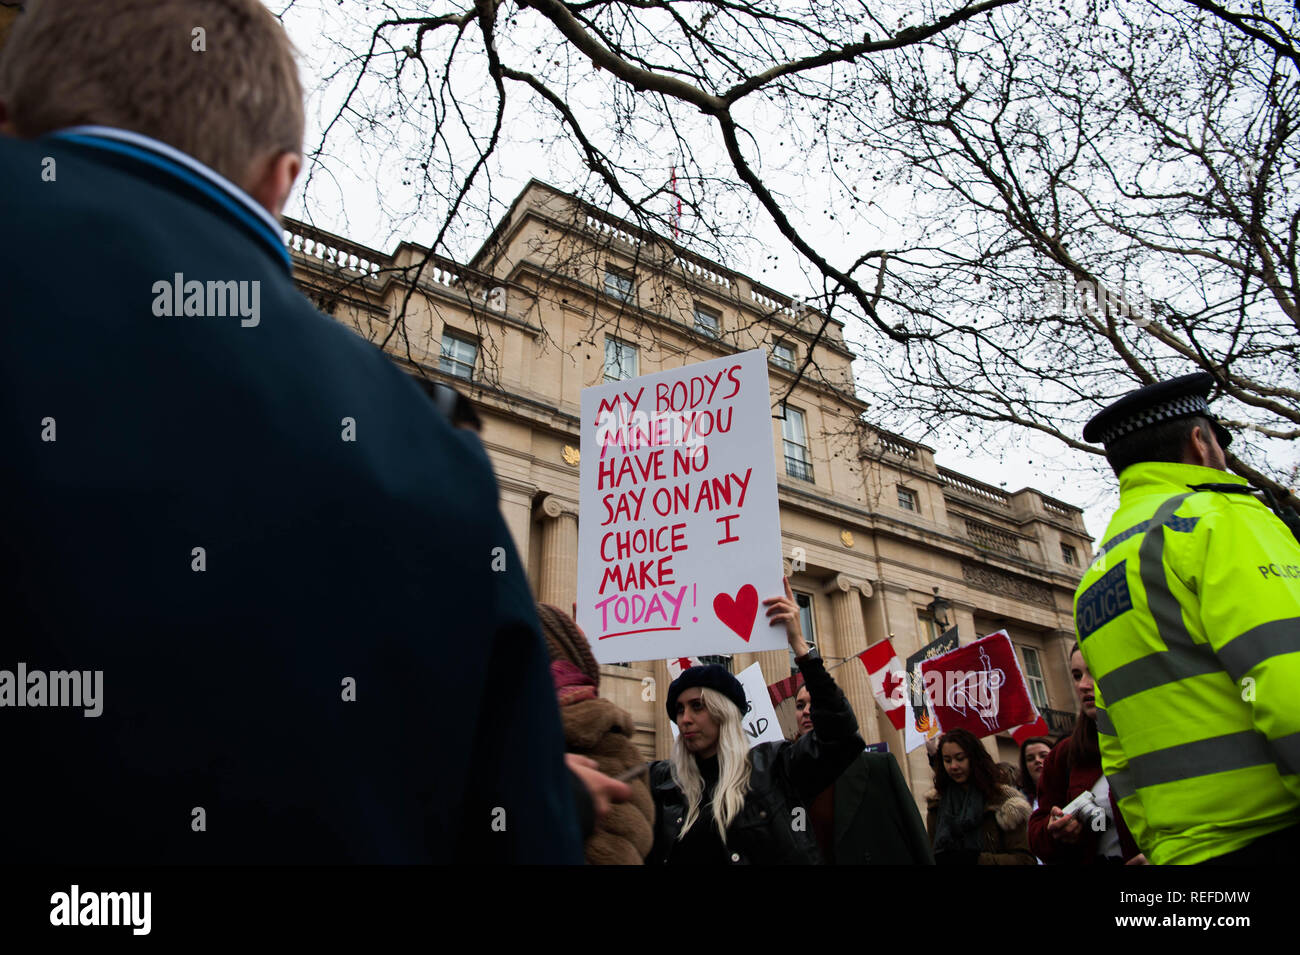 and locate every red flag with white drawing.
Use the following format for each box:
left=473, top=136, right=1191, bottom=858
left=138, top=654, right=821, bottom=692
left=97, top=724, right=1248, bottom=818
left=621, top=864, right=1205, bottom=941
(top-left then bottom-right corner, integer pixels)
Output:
left=920, top=630, right=1040, bottom=738
left=859, top=639, right=908, bottom=731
